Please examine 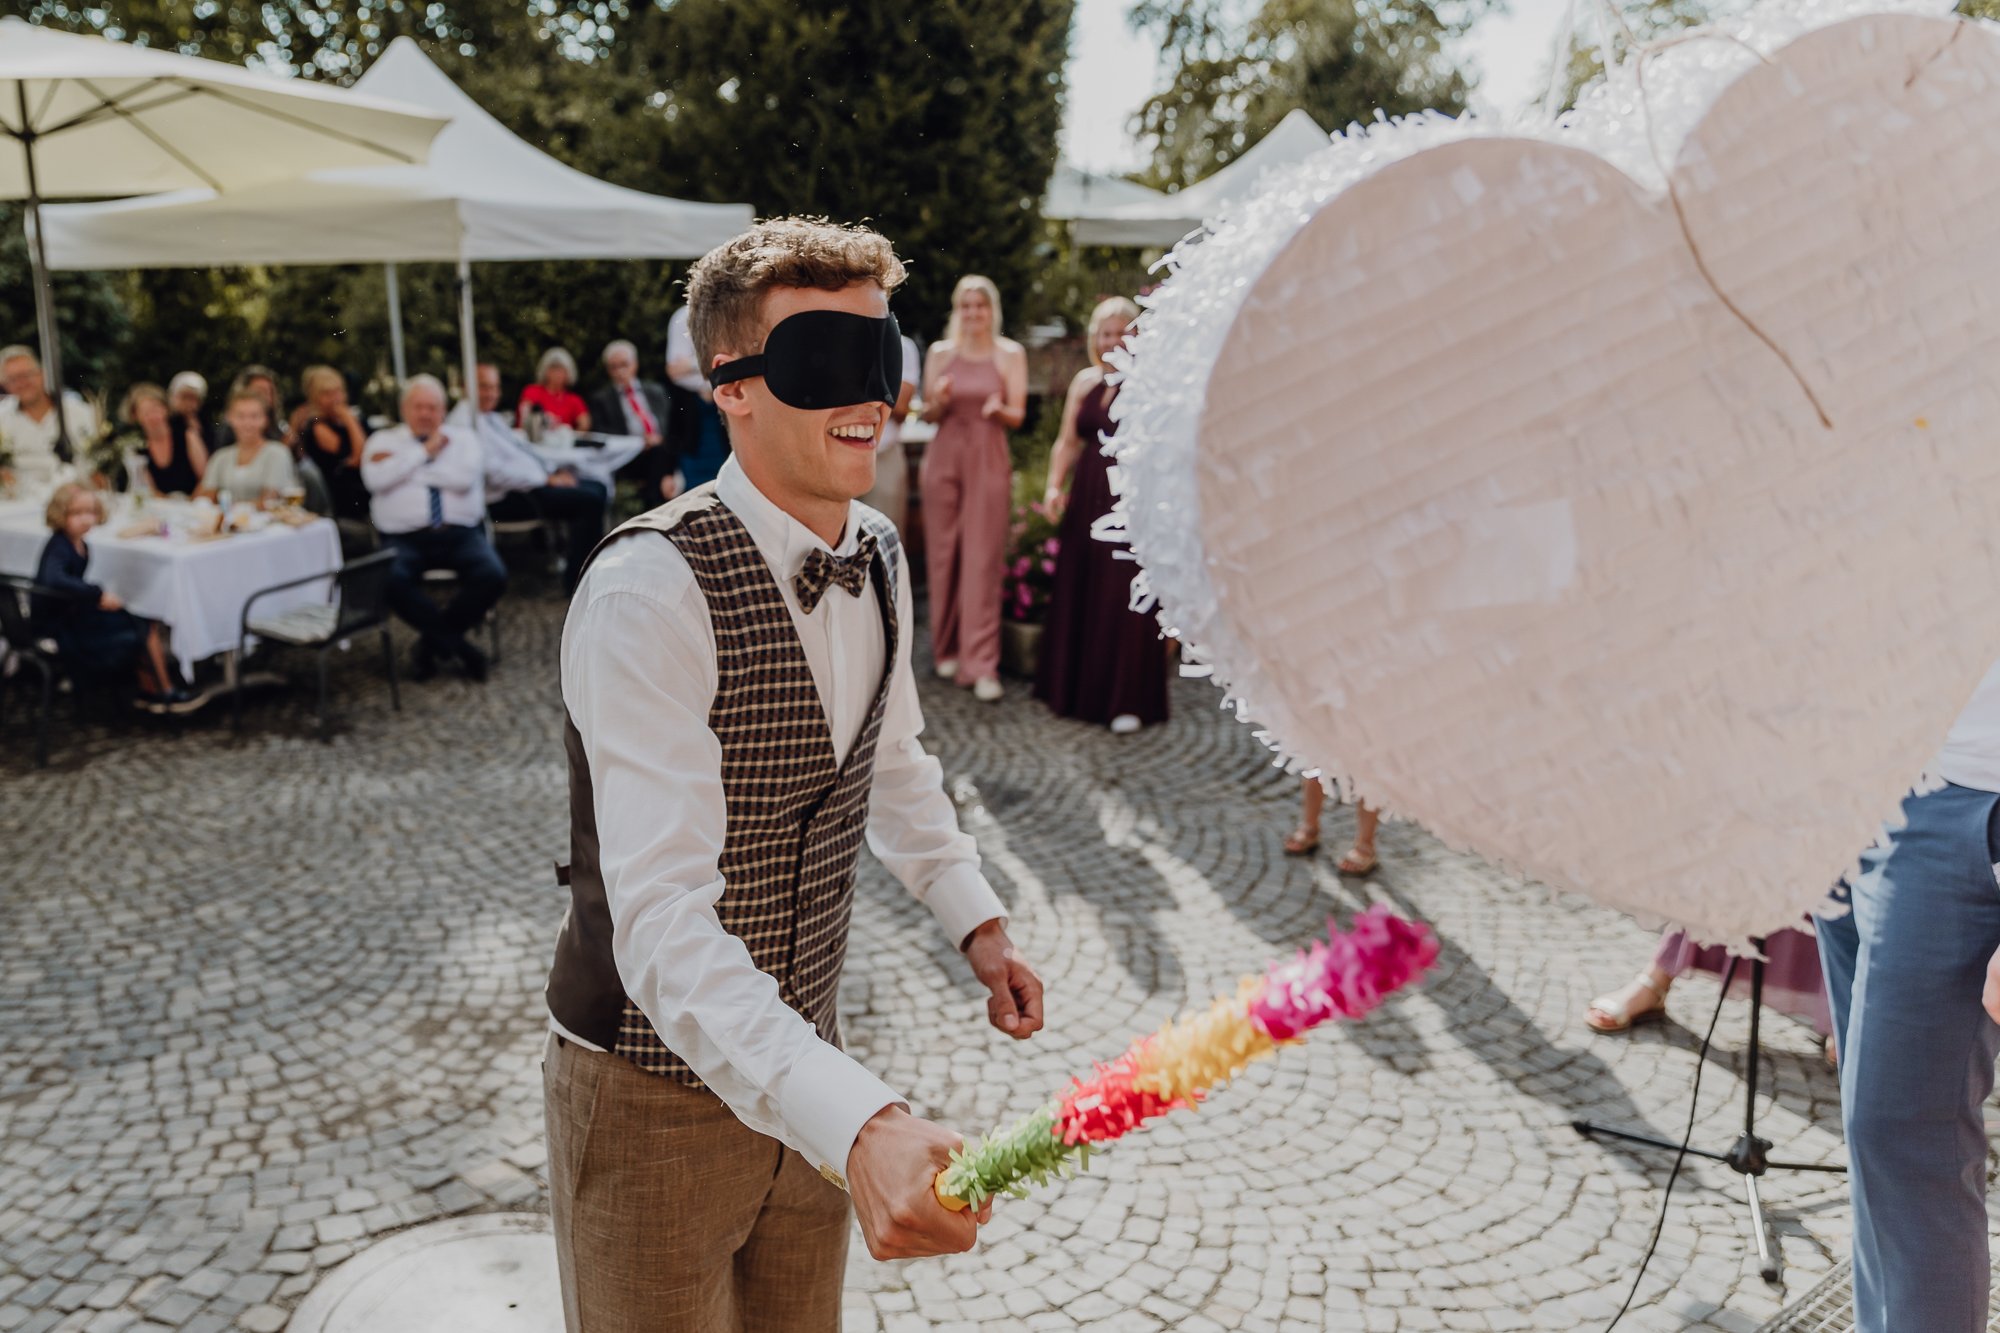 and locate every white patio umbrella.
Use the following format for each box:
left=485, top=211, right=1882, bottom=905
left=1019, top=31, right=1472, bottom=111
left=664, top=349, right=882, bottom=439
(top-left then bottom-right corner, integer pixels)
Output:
left=42, top=38, right=755, bottom=396
left=0, top=18, right=445, bottom=452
